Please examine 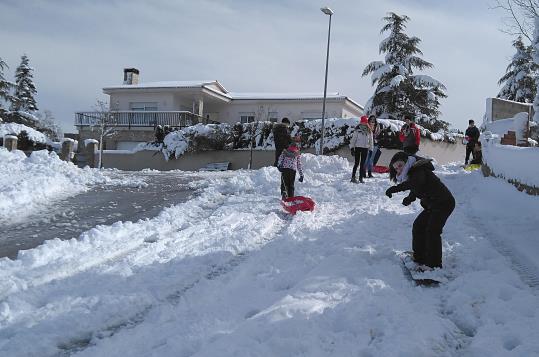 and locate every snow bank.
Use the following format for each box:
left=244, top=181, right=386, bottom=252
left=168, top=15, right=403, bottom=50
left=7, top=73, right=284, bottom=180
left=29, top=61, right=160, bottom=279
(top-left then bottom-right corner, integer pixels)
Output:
left=0, top=123, right=48, bottom=144
left=481, top=135, right=539, bottom=188
left=0, top=148, right=145, bottom=224
left=0, top=154, right=538, bottom=356
left=485, top=112, right=529, bottom=143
